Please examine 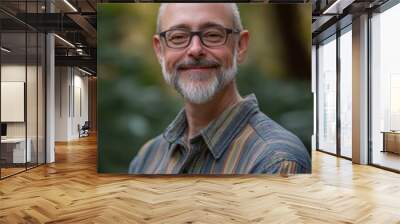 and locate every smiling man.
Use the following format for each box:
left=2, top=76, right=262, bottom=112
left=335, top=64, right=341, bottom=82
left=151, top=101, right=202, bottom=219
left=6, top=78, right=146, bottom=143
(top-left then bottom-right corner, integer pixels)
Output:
left=129, top=3, right=311, bottom=174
